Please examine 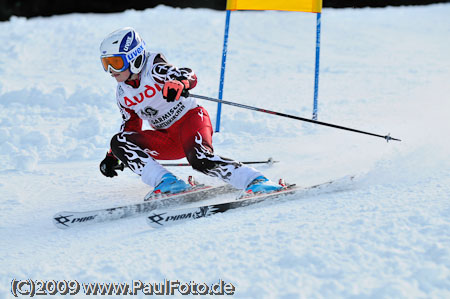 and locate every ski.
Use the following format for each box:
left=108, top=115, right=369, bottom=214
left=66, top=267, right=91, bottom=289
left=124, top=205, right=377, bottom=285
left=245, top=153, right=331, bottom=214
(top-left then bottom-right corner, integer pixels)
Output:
left=53, top=183, right=238, bottom=229
left=146, top=175, right=356, bottom=228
